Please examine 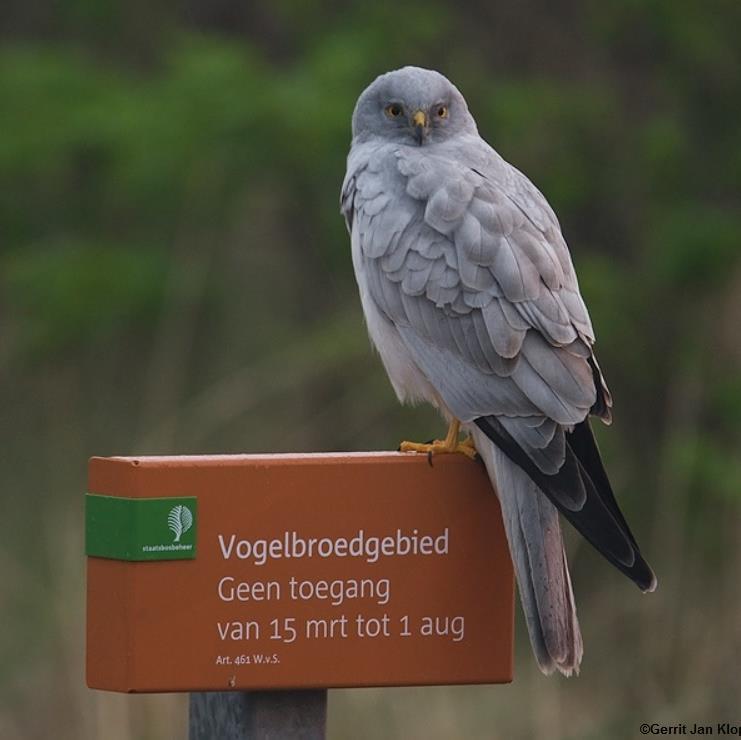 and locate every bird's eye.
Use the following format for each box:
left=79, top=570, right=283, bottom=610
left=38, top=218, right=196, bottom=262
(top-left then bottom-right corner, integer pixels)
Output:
left=436, top=105, right=449, bottom=119
left=385, top=103, right=403, bottom=118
